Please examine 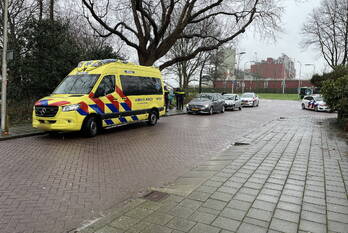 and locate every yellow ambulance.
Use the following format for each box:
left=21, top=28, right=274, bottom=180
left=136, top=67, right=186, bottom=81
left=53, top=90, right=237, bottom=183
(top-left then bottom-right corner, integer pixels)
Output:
left=32, top=59, right=165, bottom=137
